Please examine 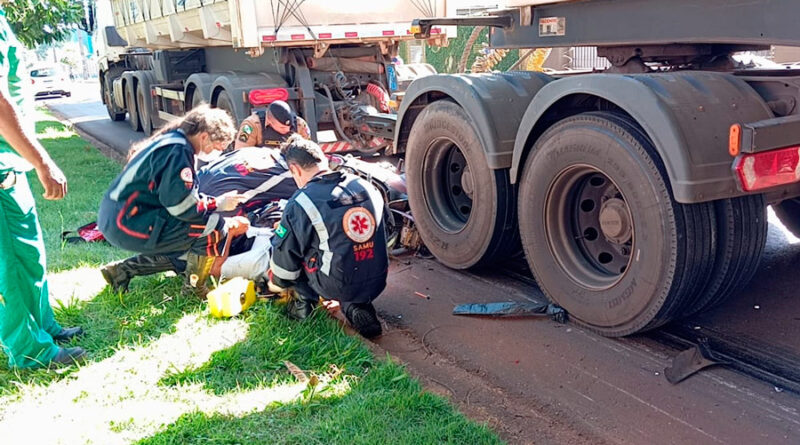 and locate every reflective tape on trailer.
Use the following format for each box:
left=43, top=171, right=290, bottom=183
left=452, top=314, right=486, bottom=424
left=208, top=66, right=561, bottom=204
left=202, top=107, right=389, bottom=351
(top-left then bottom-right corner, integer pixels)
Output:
left=320, top=138, right=387, bottom=154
